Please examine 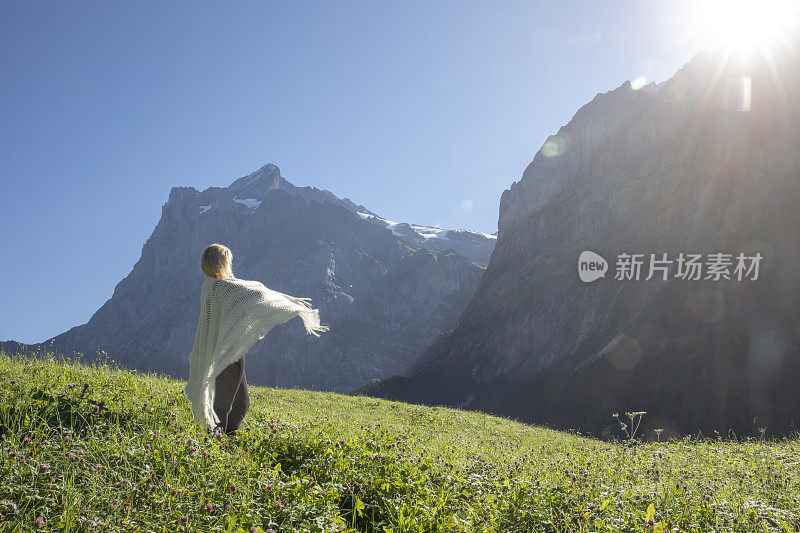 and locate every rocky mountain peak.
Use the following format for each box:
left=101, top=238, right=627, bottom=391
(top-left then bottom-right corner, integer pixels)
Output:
left=228, top=163, right=285, bottom=197
left=362, top=45, right=800, bottom=437
left=10, top=164, right=487, bottom=394
left=161, top=162, right=497, bottom=266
